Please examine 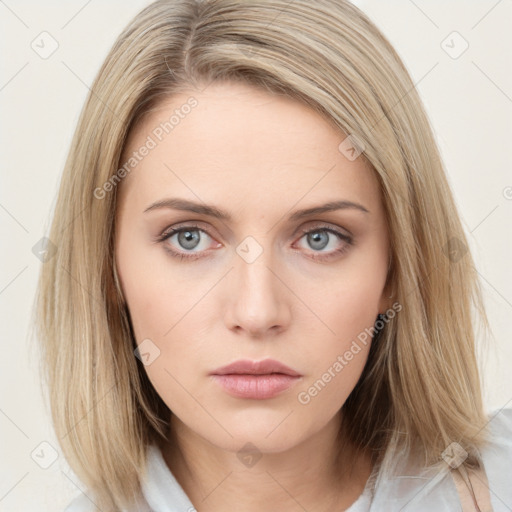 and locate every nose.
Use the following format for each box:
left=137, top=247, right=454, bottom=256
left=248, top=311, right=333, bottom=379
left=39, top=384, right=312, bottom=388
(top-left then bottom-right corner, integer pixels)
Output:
left=224, top=246, right=291, bottom=338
